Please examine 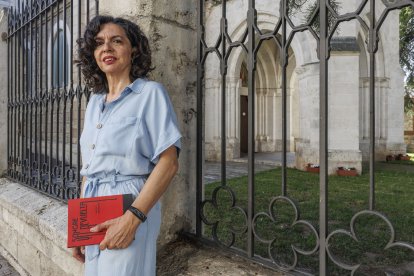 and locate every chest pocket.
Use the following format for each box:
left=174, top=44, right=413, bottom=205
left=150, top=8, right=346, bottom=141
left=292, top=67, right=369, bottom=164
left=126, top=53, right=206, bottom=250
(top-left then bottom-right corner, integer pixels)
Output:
left=99, top=116, right=141, bottom=157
